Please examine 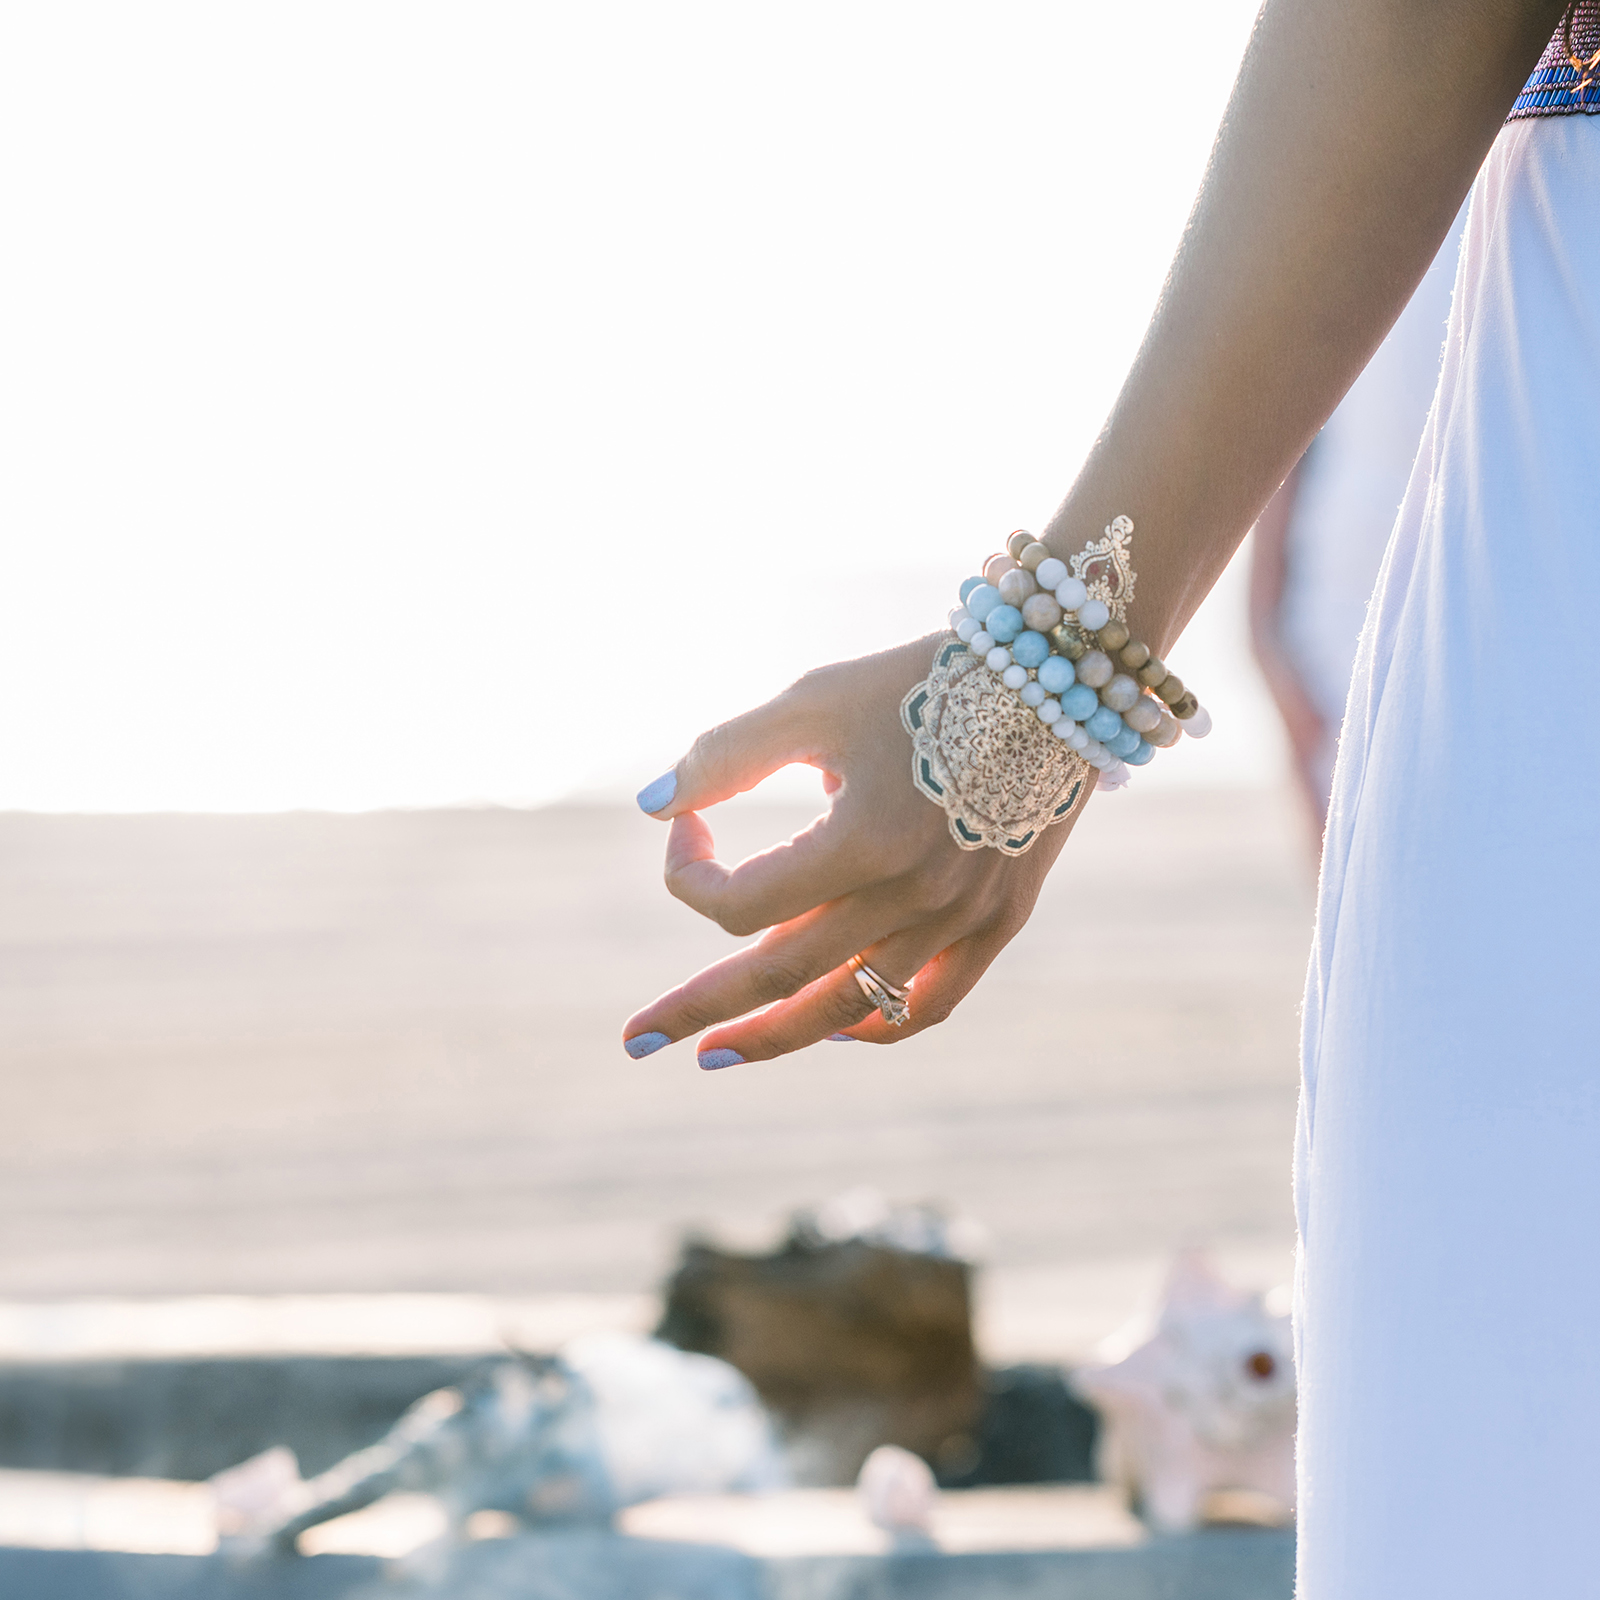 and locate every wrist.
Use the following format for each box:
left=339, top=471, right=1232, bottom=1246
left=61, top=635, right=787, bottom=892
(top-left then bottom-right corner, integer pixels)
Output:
left=960, top=522, right=1209, bottom=755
